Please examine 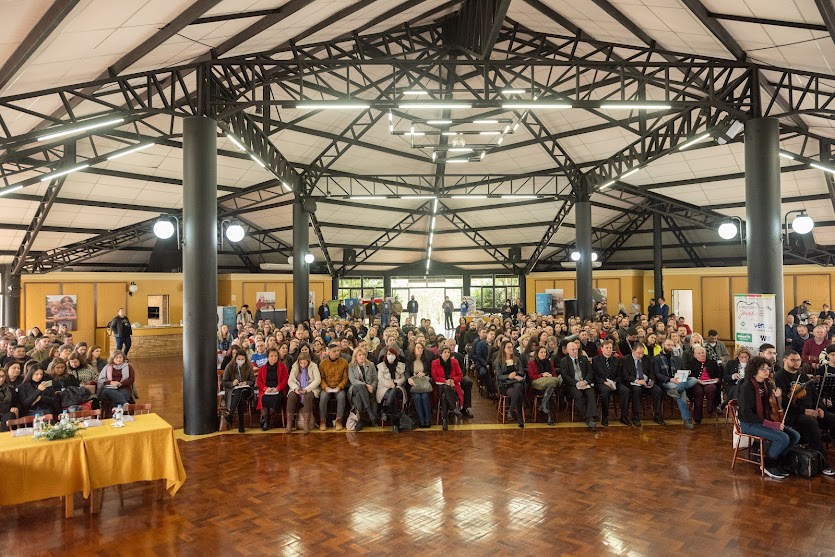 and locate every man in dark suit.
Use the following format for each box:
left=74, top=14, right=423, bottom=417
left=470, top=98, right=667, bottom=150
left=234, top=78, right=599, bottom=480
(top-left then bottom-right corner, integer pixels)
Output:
left=622, top=342, right=664, bottom=426
left=559, top=341, right=597, bottom=431
left=591, top=339, right=626, bottom=426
